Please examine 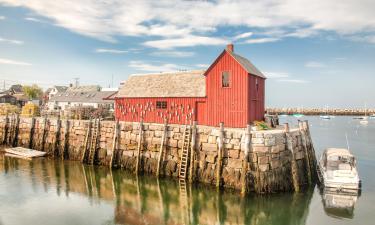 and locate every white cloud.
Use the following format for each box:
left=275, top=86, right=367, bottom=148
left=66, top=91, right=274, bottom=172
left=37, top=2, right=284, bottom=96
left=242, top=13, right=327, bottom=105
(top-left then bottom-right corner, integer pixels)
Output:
left=278, top=79, right=309, bottom=84
left=0, top=58, right=32, bottom=66
left=305, top=61, right=326, bottom=68
left=244, top=37, right=280, bottom=44
left=0, top=36, right=24, bottom=45
left=129, top=60, right=187, bottom=72
left=143, top=35, right=227, bottom=49
left=195, top=64, right=209, bottom=68
left=233, top=32, right=253, bottom=40
left=1, top=0, right=375, bottom=45
left=0, top=16, right=5, bottom=20
left=150, top=51, right=195, bottom=58
left=264, top=72, right=290, bottom=79
left=25, top=17, right=48, bottom=23
left=95, top=48, right=128, bottom=54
